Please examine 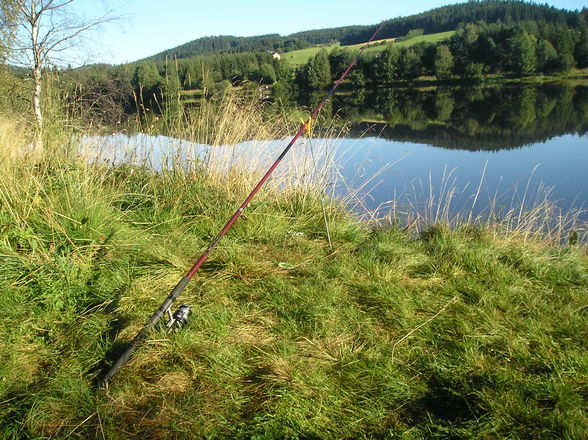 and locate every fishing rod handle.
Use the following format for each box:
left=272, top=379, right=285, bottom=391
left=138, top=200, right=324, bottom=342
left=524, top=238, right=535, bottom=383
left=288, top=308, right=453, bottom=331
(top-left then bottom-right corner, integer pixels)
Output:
left=101, top=276, right=190, bottom=383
